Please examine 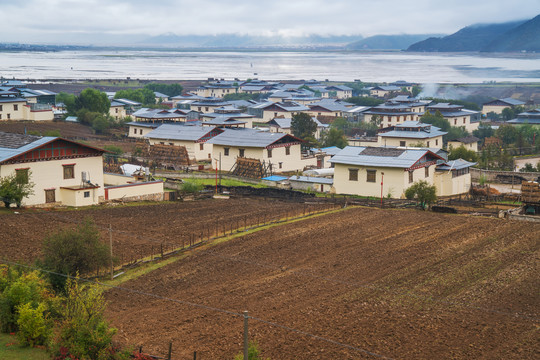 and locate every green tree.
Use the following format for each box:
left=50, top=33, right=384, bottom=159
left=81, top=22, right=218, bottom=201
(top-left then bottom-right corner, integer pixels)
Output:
left=345, top=96, right=384, bottom=107
left=486, top=111, right=501, bottom=121
left=420, top=110, right=450, bottom=131
left=495, top=125, right=518, bottom=145
left=320, top=128, right=348, bottom=148
left=0, top=171, right=35, bottom=208
left=56, top=92, right=76, bottom=114
left=115, top=88, right=155, bottom=105
left=448, top=145, right=478, bottom=162
left=472, top=123, right=494, bottom=142
left=520, top=163, right=539, bottom=172
left=370, top=114, right=383, bottom=127
left=405, top=180, right=437, bottom=210
left=330, top=117, right=349, bottom=132
left=144, top=82, right=184, bottom=97
left=291, top=113, right=318, bottom=148
left=41, top=219, right=112, bottom=290
left=74, top=88, right=110, bottom=114
left=411, top=85, right=421, bottom=97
